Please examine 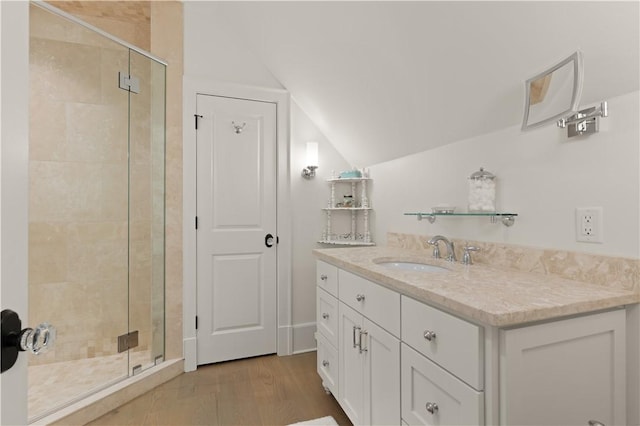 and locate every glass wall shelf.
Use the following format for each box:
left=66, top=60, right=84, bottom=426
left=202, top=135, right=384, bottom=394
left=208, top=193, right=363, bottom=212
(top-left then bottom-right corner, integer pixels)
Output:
left=404, top=212, right=518, bottom=227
